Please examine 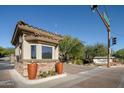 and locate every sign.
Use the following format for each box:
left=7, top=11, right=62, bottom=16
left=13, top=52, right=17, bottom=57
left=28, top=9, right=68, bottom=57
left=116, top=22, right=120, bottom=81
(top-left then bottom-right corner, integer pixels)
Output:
left=103, top=12, right=110, bottom=26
